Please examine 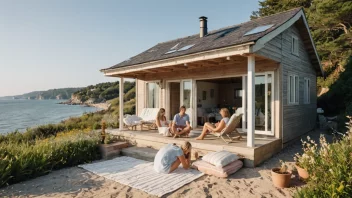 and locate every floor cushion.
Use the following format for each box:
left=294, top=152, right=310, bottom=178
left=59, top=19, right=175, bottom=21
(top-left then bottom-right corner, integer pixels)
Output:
left=202, top=150, right=239, bottom=167
left=192, top=160, right=243, bottom=178
left=158, top=127, right=171, bottom=136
